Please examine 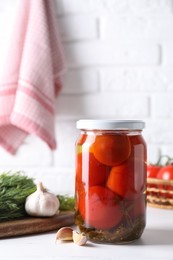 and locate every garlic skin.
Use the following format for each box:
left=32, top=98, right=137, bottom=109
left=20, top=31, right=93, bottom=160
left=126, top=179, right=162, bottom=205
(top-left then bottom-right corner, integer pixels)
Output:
left=56, top=227, right=73, bottom=241
left=72, top=231, right=87, bottom=246
left=25, top=182, right=60, bottom=217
